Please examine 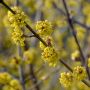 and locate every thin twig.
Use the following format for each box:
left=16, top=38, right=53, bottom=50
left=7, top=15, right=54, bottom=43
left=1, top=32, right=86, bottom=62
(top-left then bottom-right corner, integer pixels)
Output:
left=29, top=64, right=40, bottom=90
left=62, top=0, right=85, bottom=65
left=23, top=35, right=35, bottom=38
